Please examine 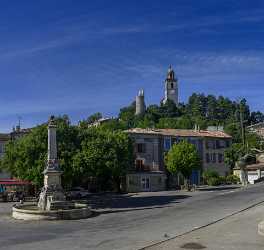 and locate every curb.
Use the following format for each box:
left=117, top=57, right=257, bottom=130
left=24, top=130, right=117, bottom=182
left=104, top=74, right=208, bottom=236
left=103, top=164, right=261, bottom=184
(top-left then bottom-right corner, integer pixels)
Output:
left=258, top=221, right=264, bottom=236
